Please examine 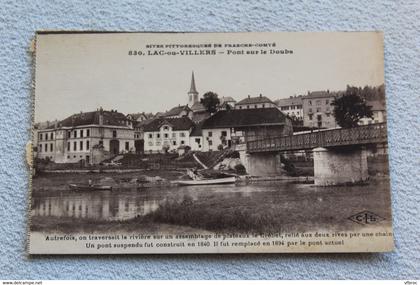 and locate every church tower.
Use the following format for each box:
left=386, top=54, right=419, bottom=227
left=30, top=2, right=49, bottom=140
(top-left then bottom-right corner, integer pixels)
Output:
left=188, top=71, right=199, bottom=106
